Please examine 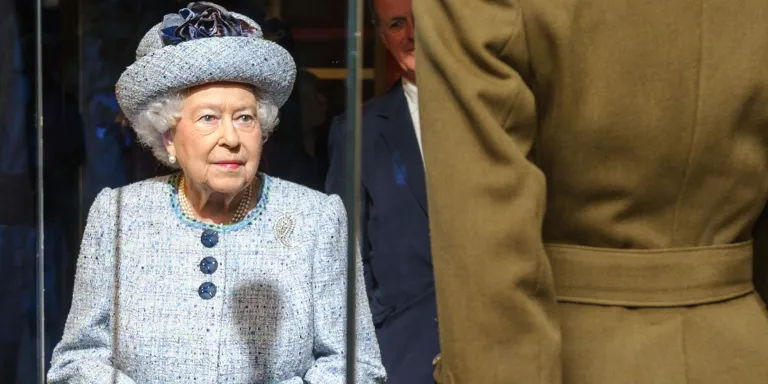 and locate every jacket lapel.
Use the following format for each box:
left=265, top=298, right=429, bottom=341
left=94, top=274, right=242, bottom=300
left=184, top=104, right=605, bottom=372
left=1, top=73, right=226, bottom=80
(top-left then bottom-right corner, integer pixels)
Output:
left=375, top=82, right=428, bottom=214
